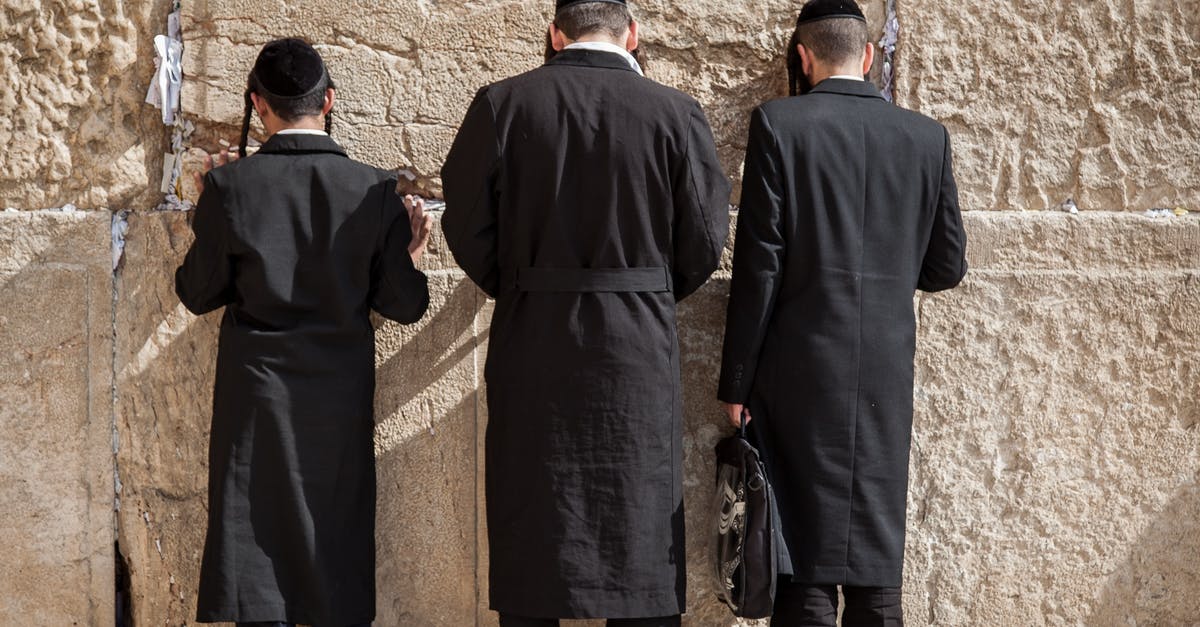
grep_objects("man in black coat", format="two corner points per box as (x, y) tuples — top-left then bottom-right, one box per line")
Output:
(441, 1), (730, 625)
(717, 1), (968, 625)
(176, 39), (431, 627)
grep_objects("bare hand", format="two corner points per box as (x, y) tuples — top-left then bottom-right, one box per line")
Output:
(403, 194), (433, 265)
(723, 402), (750, 429)
(193, 148), (240, 195)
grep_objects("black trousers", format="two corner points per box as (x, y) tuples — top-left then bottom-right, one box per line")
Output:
(771, 581), (903, 627)
(498, 614), (681, 627)
(236, 623), (370, 627)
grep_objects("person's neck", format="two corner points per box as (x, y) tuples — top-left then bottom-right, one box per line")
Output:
(264, 116), (325, 136)
(809, 64), (863, 85)
(566, 34), (629, 49)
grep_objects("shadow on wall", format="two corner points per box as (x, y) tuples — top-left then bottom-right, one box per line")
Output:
(1087, 474), (1200, 625)
(373, 273), (486, 626)
(114, 213), (221, 626)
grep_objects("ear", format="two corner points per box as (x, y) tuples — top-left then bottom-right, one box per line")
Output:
(549, 23), (568, 52)
(861, 42), (876, 76)
(250, 92), (269, 118)
(625, 20), (639, 52)
(322, 88), (336, 116)
(797, 43), (814, 78)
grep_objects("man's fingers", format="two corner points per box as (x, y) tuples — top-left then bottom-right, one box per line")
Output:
(403, 194), (416, 213)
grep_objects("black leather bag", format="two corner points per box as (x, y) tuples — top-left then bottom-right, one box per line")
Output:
(712, 410), (779, 619)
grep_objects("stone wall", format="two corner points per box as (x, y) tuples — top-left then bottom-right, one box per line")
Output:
(897, 0), (1200, 212)
(0, 212), (115, 624)
(0, 2), (168, 210)
(1, 0), (1199, 625)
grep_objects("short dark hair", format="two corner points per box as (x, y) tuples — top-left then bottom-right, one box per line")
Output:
(796, 17), (869, 66)
(554, 2), (633, 40)
(248, 71), (332, 122)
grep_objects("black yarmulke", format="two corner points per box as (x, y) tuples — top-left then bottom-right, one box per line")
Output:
(796, 0), (866, 24)
(251, 38), (328, 99)
(556, 0), (627, 11)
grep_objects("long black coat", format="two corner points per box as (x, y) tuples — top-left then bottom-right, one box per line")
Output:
(175, 133), (429, 625)
(718, 79), (967, 587)
(441, 49), (730, 619)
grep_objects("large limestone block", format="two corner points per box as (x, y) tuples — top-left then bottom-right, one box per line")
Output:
(114, 212), (220, 625)
(897, 0), (1200, 212)
(0, 211), (114, 624)
(374, 271), (485, 625)
(179, 0), (885, 200)
(903, 212), (1200, 623)
(0, 2), (169, 209)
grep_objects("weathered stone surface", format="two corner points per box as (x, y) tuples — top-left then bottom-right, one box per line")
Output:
(906, 268), (1200, 624)
(897, 0), (1200, 212)
(114, 211), (219, 626)
(0, 2), (169, 210)
(963, 211), (1200, 271)
(179, 0), (885, 202)
(0, 211), (114, 624)
(906, 212), (1200, 624)
(374, 271), (484, 626)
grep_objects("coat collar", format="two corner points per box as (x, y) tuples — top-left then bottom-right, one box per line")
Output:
(808, 77), (885, 100)
(546, 48), (641, 74)
(255, 132), (348, 156)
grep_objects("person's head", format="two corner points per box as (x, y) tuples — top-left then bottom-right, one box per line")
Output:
(786, 0), (874, 96)
(239, 38), (337, 157)
(548, 0), (639, 54)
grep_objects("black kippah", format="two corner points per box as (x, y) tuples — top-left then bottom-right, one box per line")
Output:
(251, 38), (329, 99)
(796, 0), (866, 24)
(556, 0), (627, 11)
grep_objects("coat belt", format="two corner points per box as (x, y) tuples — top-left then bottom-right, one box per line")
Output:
(515, 267), (673, 293)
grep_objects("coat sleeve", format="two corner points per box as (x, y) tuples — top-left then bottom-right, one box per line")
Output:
(917, 127), (968, 292)
(671, 102), (732, 302)
(717, 108), (787, 404)
(370, 179), (430, 324)
(441, 87), (502, 298)
(175, 173), (235, 315)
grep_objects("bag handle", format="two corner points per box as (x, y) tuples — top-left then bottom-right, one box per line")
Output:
(739, 407), (749, 439)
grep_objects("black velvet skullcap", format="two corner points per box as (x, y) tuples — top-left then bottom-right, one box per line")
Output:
(251, 38), (329, 99)
(556, 0), (627, 11)
(796, 0), (867, 24)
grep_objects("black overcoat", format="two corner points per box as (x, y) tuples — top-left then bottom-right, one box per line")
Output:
(718, 79), (967, 587)
(441, 49), (730, 619)
(175, 133), (429, 625)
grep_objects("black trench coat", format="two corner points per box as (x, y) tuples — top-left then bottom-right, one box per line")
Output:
(441, 49), (730, 619)
(718, 79), (967, 587)
(175, 133), (429, 625)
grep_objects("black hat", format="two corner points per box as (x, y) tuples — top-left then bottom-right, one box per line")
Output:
(238, 38), (334, 157)
(250, 38), (329, 99)
(796, 0), (866, 24)
(556, 0), (627, 11)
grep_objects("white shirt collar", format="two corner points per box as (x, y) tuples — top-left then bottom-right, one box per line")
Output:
(828, 74), (866, 82)
(564, 41), (644, 76)
(275, 128), (329, 136)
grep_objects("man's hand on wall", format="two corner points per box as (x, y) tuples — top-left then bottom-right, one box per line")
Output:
(193, 149), (240, 196)
(403, 194), (433, 265)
